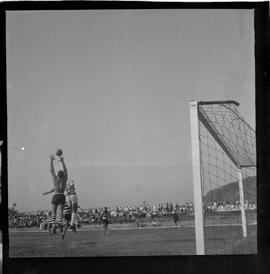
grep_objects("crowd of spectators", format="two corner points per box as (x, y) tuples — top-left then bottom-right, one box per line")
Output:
(76, 201), (195, 225)
(8, 207), (48, 229)
(8, 202), (194, 229)
(8, 200), (256, 229)
(204, 200), (257, 213)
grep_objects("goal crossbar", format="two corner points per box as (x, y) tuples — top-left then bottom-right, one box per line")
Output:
(198, 100), (240, 106)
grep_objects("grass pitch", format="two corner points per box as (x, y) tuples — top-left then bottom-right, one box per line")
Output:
(9, 224), (256, 257)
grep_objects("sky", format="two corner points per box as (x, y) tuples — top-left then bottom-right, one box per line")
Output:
(6, 9), (255, 211)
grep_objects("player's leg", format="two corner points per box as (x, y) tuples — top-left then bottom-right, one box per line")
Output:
(48, 217), (53, 235)
(49, 223), (52, 235)
(56, 203), (64, 233)
(70, 203), (78, 229)
(176, 215), (180, 228)
(103, 222), (108, 235)
(178, 214), (182, 227)
(61, 205), (72, 240)
(70, 195), (78, 230)
(51, 204), (57, 234)
(61, 220), (69, 240)
(57, 194), (66, 233)
(66, 196), (75, 231)
(106, 222), (110, 236)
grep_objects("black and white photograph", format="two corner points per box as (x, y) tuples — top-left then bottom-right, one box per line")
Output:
(5, 6), (260, 258)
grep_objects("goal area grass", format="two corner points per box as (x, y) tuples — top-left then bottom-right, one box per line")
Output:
(9, 224), (256, 257)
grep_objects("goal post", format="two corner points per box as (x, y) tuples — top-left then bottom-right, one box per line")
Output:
(189, 100), (256, 255)
(189, 100), (205, 255)
(238, 168), (247, 238)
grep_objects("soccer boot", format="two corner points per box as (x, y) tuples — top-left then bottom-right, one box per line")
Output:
(70, 224), (76, 232)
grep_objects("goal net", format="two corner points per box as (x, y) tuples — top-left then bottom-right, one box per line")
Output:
(189, 100), (256, 255)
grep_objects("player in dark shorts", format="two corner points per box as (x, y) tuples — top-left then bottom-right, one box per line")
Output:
(43, 154), (68, 235)
(101, 207), (110, 236)
(61, 202), (72, 240)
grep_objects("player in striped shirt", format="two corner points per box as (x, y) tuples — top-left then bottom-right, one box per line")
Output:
(65, 179), (78, 231)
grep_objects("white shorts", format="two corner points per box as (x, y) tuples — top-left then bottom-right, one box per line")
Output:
(66, 194), (78, 205)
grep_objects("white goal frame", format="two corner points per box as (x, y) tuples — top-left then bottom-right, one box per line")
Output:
(189, 100), (254, 255)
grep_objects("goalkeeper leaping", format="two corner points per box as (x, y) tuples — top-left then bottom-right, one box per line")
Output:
(43, 154), (68, 235)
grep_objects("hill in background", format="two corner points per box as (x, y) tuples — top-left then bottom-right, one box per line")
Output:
(204, 176), (256, 204)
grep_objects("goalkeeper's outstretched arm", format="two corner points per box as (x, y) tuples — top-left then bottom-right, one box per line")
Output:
(49, 154), (57, 180)
(43, 188), (54, 196)
(59, 156), (68, 179)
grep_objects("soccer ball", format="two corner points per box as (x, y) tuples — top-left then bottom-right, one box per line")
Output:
(56, 149), (63, 157)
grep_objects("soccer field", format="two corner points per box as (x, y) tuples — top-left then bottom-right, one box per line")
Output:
(9, 224), (257, 257)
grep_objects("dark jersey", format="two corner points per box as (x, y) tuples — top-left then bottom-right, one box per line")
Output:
(172, 212), (179, 222)
(101, 210), (110, 223)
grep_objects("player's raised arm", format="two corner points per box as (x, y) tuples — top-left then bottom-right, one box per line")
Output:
(59, 156), (68, 179)
(49, 154), (57, 180)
